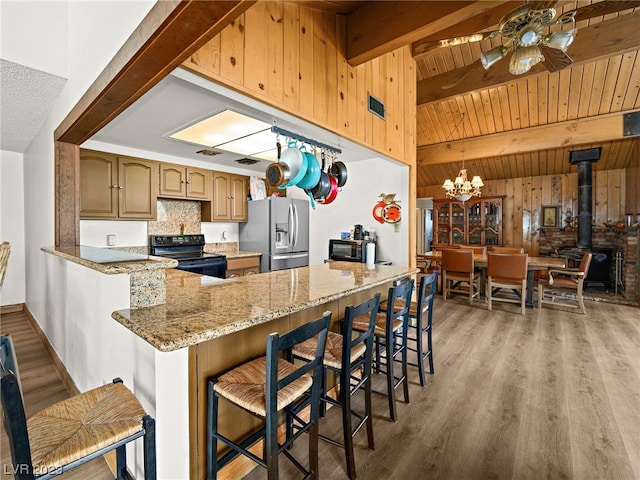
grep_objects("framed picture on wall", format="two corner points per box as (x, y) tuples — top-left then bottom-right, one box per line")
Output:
(542, 205), (560, 228)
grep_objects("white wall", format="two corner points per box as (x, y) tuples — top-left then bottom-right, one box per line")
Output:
(0, 150), (26, 305)
(289, 157), (409, 267)
(0, 1), (68, 78)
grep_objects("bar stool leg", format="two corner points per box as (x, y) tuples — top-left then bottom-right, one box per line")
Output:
(207, 381), (219, 480)
(340, 368), (357, 479)
(116, 444), (127, 480)
(427, 326), (434, 375)
(401, 332), (410, 403)
(143, 415), (157, 480)
(266, 407), (279, 480)
(416, 321), (427, 387)
(386, 333), (398, 422)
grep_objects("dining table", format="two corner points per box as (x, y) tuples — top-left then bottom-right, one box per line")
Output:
(419, 251), (566, 308)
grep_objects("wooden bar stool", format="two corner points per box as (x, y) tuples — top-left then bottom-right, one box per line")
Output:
(353, 279), (414, 422)
(379, 273), (438, 386)
(292, 294), (380, 479)
(0, 335), (156, 480)
(207, 314), (330, 480)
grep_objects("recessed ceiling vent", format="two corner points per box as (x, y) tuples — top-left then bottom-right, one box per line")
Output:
(235, 158), (260, 165)
(196, 149), (222, 156)
(368, 94), (385, 120)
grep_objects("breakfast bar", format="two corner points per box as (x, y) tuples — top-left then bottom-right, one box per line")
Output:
(112, 262), (415, 479)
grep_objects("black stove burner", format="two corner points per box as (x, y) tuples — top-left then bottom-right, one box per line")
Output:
(149, 234), (227, 279)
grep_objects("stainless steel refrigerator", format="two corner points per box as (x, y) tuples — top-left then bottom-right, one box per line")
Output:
(239, 197), (309, 272)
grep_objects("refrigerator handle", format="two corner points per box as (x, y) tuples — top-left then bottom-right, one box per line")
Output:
(293, 204), (299, 247)
(288, 204), (294, 247)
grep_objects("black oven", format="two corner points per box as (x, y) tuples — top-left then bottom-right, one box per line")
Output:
(150, 235), (227, 279)
(329, 239), (374, 263)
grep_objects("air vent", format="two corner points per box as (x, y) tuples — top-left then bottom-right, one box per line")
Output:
(196, 149), (221, 156)
(235, 158), (260, 165)
(368, 94), (385, 120)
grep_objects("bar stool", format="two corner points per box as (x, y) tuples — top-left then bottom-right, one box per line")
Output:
(380, 273), (437, 386)
(207, 314), (330, 480)
(0, 335), (157, 480)
(292, 294), (380, 479)
(353, 279), (414, 422)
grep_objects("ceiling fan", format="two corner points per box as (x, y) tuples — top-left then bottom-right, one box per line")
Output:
(420, 1), (640, 75)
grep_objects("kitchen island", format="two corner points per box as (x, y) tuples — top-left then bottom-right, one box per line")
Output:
(112, 262), (415, 479)
(41, 245), (414, 478)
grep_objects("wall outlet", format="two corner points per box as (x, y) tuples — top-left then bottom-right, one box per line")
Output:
(106, 234), (116, 246)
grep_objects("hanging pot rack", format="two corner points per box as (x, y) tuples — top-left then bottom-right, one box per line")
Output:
(271, 125), (342, 155)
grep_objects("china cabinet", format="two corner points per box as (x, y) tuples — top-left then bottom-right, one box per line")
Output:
(433, 197), (503, 246)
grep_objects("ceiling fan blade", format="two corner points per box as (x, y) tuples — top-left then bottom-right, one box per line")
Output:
(571, 0), (640, 22)
(540, 45), (573, 72)
(528, 1), (559, 11)
(414, 31), (497, 56)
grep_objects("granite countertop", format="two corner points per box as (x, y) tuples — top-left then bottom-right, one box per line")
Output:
(42, 245), (177, 274)
(112, 262), (416, 352)
(224, 251), (262, 259)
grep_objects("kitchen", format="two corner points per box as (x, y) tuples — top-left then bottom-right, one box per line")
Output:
(1, 1), (639, 480)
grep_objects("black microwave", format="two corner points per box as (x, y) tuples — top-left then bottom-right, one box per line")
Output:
(329, 239), (374, 263)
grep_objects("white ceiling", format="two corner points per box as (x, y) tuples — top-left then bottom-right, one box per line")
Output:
(89, 68), (381, 175)
(0, 59), (66, 153)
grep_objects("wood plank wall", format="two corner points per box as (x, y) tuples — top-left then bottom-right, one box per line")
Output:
(182, 1), (416, 166)
(418, 169), (627, 255)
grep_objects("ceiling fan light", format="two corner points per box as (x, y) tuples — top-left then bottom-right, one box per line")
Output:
(509, 45), (544, 75)
(517, 23), (543, 47)
(481, 45), (508, 70)
(544, 28), (577, 52)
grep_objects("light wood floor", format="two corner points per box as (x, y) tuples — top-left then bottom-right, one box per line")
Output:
(2, 298), (639, 480)
(1, 310), (113, 480)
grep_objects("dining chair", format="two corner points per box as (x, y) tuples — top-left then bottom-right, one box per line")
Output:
(0, 241), (10, 287)
(292, 295), (380, 479)
(207, 314), (330, 480)
(487, 246), (525, 254)
(442, 249), (479, 304)
(486, 253), (528, 315)
(1, 335), (157, 480)
(538, 252), (593, 314)
(460, 245), (487, 255)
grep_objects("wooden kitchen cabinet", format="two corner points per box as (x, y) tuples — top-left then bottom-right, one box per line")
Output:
(203, 172), (248, 222)
(433, 197), (503, 246)
(80, 149), (158, 220)
(226, 256), (260, 278)
(159, 163), (211, 200)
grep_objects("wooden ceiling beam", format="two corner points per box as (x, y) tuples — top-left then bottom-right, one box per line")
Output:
(417, 110), (640, 166)
(346, 1), (509, 66)
(417, 10), (640, 106)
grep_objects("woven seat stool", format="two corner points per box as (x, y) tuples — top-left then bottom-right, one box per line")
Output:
(352, 279), (414, 422)
(207, 314), (330, 480)
(293, 294), (380, 479)
(0, 335), (156, 480)
(379, 274), (437, 386)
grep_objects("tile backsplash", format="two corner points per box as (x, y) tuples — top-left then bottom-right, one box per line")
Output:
(148, 199), (201, 236)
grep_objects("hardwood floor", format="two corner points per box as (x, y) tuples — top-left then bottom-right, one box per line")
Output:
(0, 309), (113, 480)
(2, 298), (639, 479)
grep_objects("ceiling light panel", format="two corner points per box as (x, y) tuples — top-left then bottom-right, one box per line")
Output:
(169, 109), (271, 147)
(216, 129), (278, 156)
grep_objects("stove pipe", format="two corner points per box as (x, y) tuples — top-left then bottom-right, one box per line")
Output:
(569, 148), (601, 249)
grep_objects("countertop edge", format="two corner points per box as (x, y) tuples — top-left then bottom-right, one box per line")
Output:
(112, 268), (416, 352)
(224, 251), (262, 259)
(42, 246), (178, 274)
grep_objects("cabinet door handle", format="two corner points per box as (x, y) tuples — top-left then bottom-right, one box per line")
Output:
(111, 185), (118, 188)
(119, 185), (124, 189)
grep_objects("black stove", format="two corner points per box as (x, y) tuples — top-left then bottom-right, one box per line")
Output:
(150, 235), (227, 278)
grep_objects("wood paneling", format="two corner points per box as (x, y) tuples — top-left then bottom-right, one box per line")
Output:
(418, 168), (627, 249)
(182, 1), (417, 166)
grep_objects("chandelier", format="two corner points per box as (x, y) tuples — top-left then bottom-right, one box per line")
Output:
(442, 113), (483, 202)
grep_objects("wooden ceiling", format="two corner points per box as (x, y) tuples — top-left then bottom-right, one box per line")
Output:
(319, 0), (640, 188)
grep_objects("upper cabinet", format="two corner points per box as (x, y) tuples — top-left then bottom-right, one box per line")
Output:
(433, 197), (503, 246)
(80, 150), (158, 220)
(203, 172), (248, 222)
(159, 164), (211, 200)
